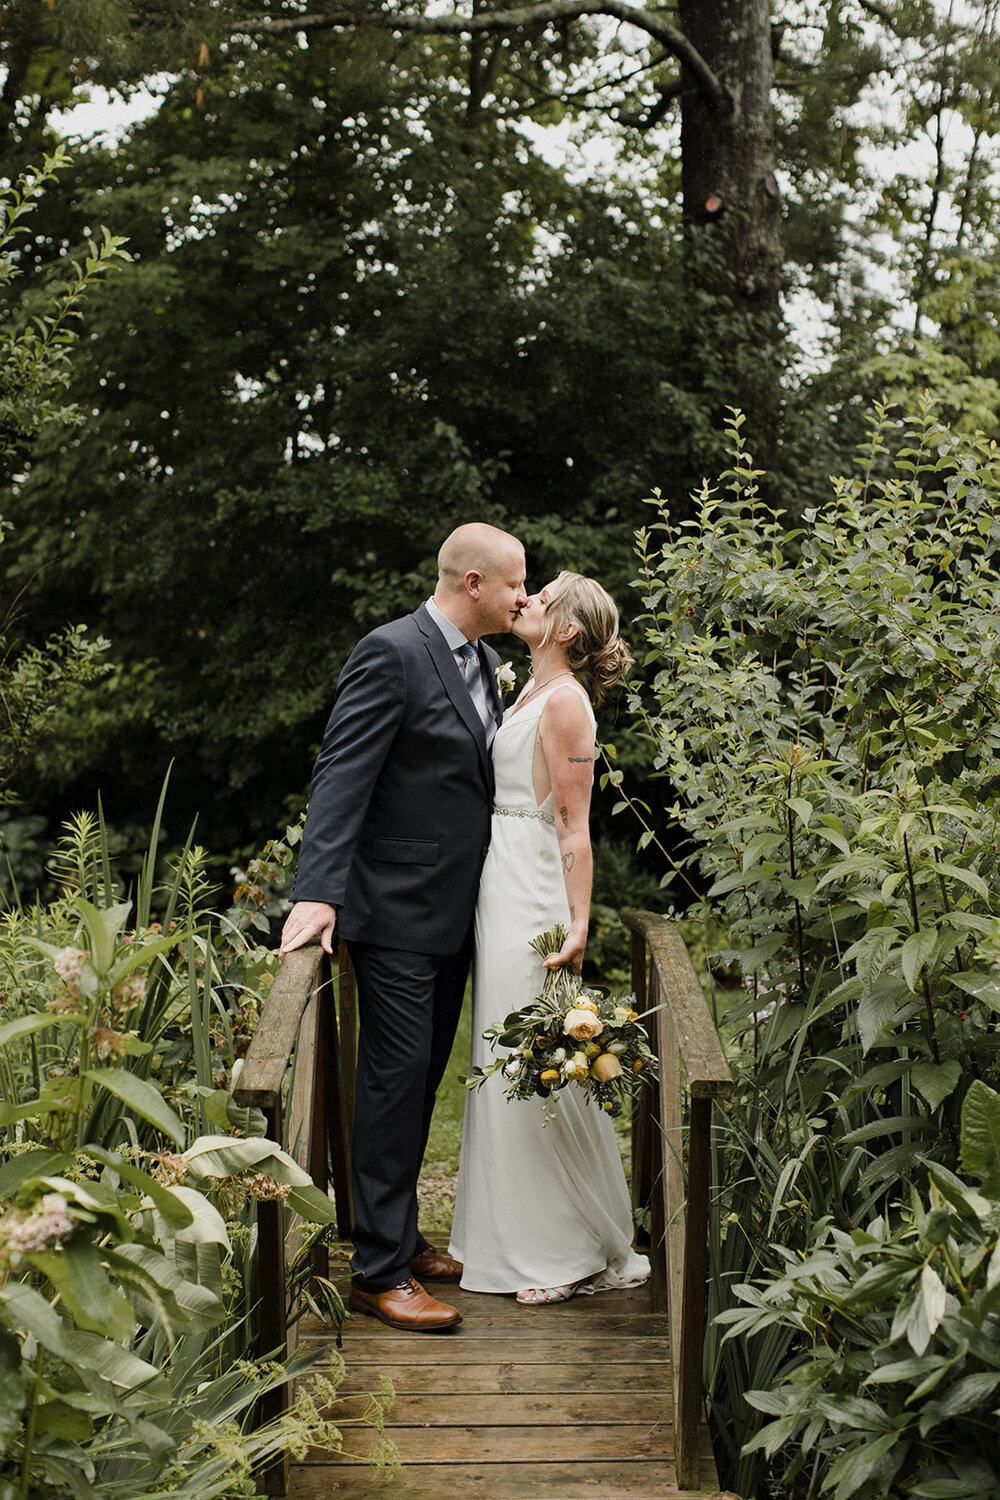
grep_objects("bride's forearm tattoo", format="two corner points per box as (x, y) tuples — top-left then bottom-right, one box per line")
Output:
(568, 755), (593, 762)
(562, 852), (575, 872)
(560, 804), (569, 827)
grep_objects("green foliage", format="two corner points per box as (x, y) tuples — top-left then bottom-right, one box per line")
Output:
(629, 400), (1000, 1493)
(0, 149), (125, 816)
(718, 1085), (1000, 1500)
(0, 802), (394, 1496)
(0, 146), (130, 473)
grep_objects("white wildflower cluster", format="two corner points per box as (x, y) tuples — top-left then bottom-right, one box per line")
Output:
(53, 947), (87, 993)
(1, 1193), (75, 1258)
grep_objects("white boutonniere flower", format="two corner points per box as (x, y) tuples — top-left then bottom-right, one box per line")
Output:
(496, 661), (517, 694)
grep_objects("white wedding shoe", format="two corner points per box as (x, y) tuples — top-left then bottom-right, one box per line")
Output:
(516, 1282), (579, 1305)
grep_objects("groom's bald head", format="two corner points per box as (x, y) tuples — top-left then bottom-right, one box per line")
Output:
(437, 523), (523, 591)
(434, 523), (527, 638)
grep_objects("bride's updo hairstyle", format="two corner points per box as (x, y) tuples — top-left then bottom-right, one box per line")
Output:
(540, 571), (633, 705)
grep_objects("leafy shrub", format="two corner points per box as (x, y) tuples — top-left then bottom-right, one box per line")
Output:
(719, 1081), (1000, 1500)
(628, 400), (1000, 1492)
(0, 809), (392, 1496)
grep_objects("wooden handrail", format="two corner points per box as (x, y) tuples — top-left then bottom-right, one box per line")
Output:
(622, 909), (733, 1491)
(234, 916), (731, 1495)
(233, 940), (356, 1496)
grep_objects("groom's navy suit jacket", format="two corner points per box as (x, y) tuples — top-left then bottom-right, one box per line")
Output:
(291, 603), (504, 956)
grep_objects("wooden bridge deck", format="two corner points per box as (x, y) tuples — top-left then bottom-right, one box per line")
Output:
(286, 1272), (732, 1500)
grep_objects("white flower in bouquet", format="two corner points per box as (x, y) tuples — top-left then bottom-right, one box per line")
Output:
(495, 661), (517, 694)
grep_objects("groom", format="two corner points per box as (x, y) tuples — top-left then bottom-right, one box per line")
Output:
(280, 522), (527, 1331)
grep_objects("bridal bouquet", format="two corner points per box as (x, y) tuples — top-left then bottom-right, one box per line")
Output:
(465, 925), (658, 1117)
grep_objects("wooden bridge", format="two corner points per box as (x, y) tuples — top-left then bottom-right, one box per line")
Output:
(235, 912), (736, 1500)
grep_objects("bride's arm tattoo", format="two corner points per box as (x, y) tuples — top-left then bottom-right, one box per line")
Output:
(568, 755), (593, 762)
(562, 852), (575, 872)
(560, 804), (569, 827)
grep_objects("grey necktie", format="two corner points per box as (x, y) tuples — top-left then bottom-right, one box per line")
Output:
(459, 642), (496, 746)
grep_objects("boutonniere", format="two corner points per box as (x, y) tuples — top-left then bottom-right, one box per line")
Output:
(495, 661), (517, 694)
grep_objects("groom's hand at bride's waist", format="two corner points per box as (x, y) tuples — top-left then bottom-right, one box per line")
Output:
(279, 901), (338, 958)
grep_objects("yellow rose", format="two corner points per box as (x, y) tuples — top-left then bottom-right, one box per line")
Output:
(585, 1042), (602, 1059)
(591, 1052), (624, 1082)
(563, 1007), (603, 1042)
(540, 1068), (560, 1085)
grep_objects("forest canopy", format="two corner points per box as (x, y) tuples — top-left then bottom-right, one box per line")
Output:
(1, 0), (998, 865)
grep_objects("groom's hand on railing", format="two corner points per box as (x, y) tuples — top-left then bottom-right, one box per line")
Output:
(279, 900), (338, 957)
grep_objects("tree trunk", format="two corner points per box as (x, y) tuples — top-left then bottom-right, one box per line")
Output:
(678, 0), (782, 468)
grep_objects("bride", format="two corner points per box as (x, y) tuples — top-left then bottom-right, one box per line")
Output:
(449, 571), (650, 1304)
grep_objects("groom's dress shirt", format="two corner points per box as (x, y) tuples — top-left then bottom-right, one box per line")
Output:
(425, 595), (498, 746)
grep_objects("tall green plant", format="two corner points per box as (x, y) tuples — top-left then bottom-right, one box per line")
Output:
(628, 400), (1000, 1491)
(718, 1081), (1000, 1500)
(0, 807), (392, 1496)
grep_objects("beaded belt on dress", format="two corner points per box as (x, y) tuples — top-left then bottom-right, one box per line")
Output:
(493, 804), (555, 826)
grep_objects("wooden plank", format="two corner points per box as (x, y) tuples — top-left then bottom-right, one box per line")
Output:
(329, 1361), (672, 1394)
(621, 910), (733, 1097)
(300, 1334), (669, 1364)
(286, 1458), (730, 1500)
(311, 1421), (677, 1462)
(333, 1391), (669, 1425)
(235, 944), (322, 1106)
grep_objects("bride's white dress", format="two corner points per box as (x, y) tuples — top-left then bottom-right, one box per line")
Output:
(449, 678), (650, 1295)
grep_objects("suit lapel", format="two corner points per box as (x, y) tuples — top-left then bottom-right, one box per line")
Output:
(414, 605), (491, 780)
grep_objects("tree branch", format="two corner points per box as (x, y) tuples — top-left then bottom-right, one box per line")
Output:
(236, 2), (728, 107)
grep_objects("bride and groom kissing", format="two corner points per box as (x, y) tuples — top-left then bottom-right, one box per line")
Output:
(279, 522), (648, 1332)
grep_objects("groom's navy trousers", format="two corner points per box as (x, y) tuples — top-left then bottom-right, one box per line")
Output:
(290, 604), (502, 1291)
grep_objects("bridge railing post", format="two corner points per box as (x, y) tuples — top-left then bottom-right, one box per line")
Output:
(623, 910), (733, 1491)
(233, 940), (356, 1496)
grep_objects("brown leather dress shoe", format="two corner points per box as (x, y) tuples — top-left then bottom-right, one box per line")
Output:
(409, 1244), (463, 1281)
(349, 1277), (462, 1331)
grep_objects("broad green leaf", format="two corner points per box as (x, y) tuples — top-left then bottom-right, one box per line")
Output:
(83, 1068), (185, 1146)
(787, 796), (813, 826)
(920, 1263), (947, 1342)
(911, 1060), (962, 1111)
(79, 1145), (193, 1230)
(0, 1283), (81, 1362)
(30, 1238), (115, 1332)
(61, 1329), (169, 1401)
(287, 1183), (338, 1224)
(71, 897), (132, 975)
(0, 1149), (73, 1199)
(901, 929), (936, 992)
(960, 1079), (1000, 1195)
(950, 971), (1000, 1013)
(934, 861), (991, 901)
(112, 1242), (223, 1330)
(0, 1013), (84, 1048)
(182, 1135), (312, 1185)
(151, 1185), (230, 1249)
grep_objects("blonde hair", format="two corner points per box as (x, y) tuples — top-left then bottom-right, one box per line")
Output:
(540, 572), (633, 705)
